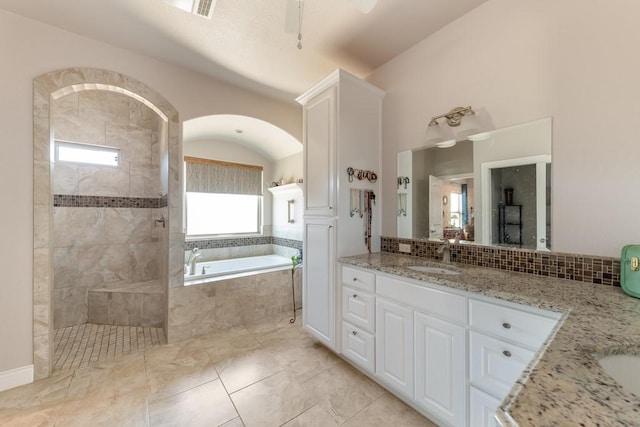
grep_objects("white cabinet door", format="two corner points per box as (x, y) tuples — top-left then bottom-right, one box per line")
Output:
(303, 218), (335, 348)
(469, 386), (502, 427)
(303, 86), (336, 216)
(414, 312), (466, 427)
(375, 298), (413, 397)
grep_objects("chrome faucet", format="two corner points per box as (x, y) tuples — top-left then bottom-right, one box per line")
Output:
(437, 239), (452, 264)
(185, 248), (201, 276)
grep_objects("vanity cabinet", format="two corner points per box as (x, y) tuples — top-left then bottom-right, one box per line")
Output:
(467, 298), (558, 424)
(337, 263), (561, 427)
(375, 297), (414, 397)
(297, 70), (384, 349)
(415, 312), (466, 427)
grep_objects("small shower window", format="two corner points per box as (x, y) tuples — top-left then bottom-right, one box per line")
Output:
(55, 140), (120, 167)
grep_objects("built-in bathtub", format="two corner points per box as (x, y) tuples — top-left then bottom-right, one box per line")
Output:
(184, 254), (294, 286)
(172, 253), (302, 341)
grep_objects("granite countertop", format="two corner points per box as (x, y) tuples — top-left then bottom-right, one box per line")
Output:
(339, 252), (640, 426)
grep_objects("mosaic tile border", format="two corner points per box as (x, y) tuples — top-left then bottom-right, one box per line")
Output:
(185, 236), (302, 251)
(54, 194), (168, 208)
(272, 237), (303, 251)
(381, 236), (621, 287)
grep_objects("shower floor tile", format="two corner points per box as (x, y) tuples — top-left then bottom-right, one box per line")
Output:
(52, 323), (165, 374)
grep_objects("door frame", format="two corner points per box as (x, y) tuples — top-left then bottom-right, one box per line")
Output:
(479, 155), (551, 249)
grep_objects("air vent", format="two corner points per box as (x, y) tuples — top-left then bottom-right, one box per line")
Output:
(164, 0), (217, 19)
(195, 0), (215, 18)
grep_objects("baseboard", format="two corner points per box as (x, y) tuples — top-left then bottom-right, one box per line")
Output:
(0, 365), (34, 392)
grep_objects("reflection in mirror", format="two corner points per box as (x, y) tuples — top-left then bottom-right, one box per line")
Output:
(397, 118), (552, 251)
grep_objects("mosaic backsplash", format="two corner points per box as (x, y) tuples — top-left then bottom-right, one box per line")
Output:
(185, 236), (302, 251)
(381, 236), (621, 287)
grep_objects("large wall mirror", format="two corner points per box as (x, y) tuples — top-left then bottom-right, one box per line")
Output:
(397, 118), (552, 251)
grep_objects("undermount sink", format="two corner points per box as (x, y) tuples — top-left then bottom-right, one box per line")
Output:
(599, 354), (640, 396)
(406, 265), (461, 275)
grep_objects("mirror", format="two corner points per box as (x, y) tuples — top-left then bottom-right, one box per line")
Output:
(397, 118), (552, 251)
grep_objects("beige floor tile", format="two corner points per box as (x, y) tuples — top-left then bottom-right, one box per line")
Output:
(282, 404), (340, 427)
(65, 352), (148, 400)
(0, 370), (73, 419)
(274, 341), (341, 383)
(149, 379), (237, 427)
(244, 311), (299, 335)
(231, 370), (316, 427)
(53, 388), (149, 427)
(145, 340), (219, 402)
(216, 348), (283, 393)
(195, 327), (263, 364)
(302, 360), (385, 424)
(343, 392), (438, 427)
(220, 417), (245, 427)
(0, 406), (59, 427)
(255, 323), (317, 357)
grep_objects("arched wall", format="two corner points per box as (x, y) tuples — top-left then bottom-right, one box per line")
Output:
(33, 67), (181, 380)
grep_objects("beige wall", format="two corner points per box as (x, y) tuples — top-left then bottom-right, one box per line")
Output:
(0, 9), (300, 373)
(369, 0), (640, 258)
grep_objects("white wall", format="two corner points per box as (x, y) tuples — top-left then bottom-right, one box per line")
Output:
(369, 0), (640, 258)
(184, 140), (274, 229)
(0, 9), (300, 373)
(270, 152), (303, 186)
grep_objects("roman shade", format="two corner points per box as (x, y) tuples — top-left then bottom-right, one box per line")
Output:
(184, 156), (263, 196)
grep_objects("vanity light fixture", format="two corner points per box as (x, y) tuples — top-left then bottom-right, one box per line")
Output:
(425, 106), (490, 148)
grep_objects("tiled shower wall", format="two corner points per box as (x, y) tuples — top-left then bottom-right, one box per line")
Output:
(52, 91), (165, 329)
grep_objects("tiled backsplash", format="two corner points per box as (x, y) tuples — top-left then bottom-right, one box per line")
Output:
(185, 236), (302, 251)
(381, 236), (621, 287)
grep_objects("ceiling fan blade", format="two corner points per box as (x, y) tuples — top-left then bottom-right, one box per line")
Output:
(285, 0), (304, 34)
(347, 0), (378, 14)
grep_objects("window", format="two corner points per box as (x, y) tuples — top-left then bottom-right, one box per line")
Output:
(186, 192), (261, 236)
(184, 157), (264, 237)
(450, 192), (462, 227)
(55, 140), (120, 167)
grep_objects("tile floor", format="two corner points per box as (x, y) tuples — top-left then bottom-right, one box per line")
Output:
(53, 323), (166, 374)
(0, 312), (436, 426)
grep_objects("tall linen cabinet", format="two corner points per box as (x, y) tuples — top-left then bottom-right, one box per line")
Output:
(296, 69), (384, 350)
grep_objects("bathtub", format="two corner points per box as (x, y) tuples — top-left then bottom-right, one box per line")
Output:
(184, 254), (294, 285)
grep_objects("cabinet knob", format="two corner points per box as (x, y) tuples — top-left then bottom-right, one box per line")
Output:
(503, 350), (512, 358)
(502, 322), (512, 329)
(352, 330), (358, 336)
(353, 277), (359, 282)
(353, 294), (358, 298)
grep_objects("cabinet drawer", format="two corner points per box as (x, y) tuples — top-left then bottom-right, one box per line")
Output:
(469, 299), (557, 349)
(377, 275), (466, 324)
(342, 321), (375, 373)
(469, 331), (535, 399)
(469, 386), (502, 427)
(342, 266), (375, 292)
(342, 287), (375, 333)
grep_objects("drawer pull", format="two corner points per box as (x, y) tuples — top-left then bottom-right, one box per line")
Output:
(352, 294), (358, 298)
(353, 277), (359, 282)
(352, 330), (358, 336)
(503, 350), (512, 358)
(502, 322), (512, 329)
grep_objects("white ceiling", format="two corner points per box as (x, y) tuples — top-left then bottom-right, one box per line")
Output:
(1, 0), (487, 160)
(0, 0), (487, 101)
(184, 115), (302, 161)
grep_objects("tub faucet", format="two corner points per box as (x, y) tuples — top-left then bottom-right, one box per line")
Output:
(185, 248), (201, 276)
(438, 239), (452, 264)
